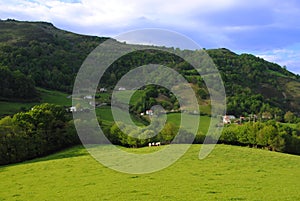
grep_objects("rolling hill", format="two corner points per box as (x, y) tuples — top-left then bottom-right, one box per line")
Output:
(0, 19), (299, 117)
(1, 144), (300, 200)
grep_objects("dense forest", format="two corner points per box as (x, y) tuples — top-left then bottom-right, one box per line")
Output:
(0, 19), (107, 93)
(0, 65), (38, 101)
(0, 19), (299, 117)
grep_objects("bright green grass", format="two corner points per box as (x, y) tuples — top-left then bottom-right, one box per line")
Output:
(95, 92), (110, 103)
(1, 145), (300, 201)
(96, 106), (215, 134)
(199, 104), (211, 115)
(0, 88), (71, 117)
(167, 113), (215, 134)
(37, 88), (71, 106)
(96, 106), (145, 126)
(113, 90), (145, 105)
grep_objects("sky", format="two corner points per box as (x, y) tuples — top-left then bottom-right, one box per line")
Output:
(0, 0), (300, 74)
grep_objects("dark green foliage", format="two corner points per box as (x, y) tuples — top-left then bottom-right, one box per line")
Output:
(0, 66), (38, 101)
(284, 111), (297, 123)
(206, 49), (300, 116)
(0, 20), (300, 116)
(198, 88), (208, 99)
(109, 122), (153, 148)
(0, 20), (107, 92)
(219, 121), (300, 154)
(107, 121), (180, 147)
(0, 103), (79, 165)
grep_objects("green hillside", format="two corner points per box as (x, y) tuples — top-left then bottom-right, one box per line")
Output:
(1, 144), (300, 200)
(0, 19), (299, 118)
(206, 48), (300, 116)
(0, 19), (107, 92)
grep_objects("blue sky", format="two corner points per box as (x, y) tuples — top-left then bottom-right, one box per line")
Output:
(0, 0), (300, 74)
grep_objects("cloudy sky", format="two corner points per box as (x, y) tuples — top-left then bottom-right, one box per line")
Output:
(0, 0), (300, 74)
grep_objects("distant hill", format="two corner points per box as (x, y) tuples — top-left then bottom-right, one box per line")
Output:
(0, 19), (299, 116)
(206, 48), (300, 116)
(0, 19), (107, 93)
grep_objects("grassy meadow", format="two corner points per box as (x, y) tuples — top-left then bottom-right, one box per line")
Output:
(1, 144), (300, 201)
(96, 106), (146, 127)
(1, 88), (300, 201)
(167, 113), (214, 134)
(0, 88), (71, 117)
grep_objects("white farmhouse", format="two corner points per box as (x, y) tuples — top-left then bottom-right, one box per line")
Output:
(222, 115), (236, 124)
(70, 106), (77, 112)
(83, 95), (93, 100)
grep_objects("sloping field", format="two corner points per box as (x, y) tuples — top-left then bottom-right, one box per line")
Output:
(1, 144), (300, 201)
(0, 88), (71, 117)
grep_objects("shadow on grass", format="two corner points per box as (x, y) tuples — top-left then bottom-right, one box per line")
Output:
(31, 145), (89, 162)
(0, 145), (89, 169)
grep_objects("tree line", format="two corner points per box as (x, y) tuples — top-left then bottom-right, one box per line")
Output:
(101, 120), (194, 148)
(0, 103), (79, 165)
(217, 121), (300, 155)
(1, 103), (300, 165)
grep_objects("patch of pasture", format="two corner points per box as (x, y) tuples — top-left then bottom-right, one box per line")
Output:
(1, 144), (299, 200)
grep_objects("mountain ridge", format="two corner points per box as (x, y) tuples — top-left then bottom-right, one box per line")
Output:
(0, 19), (299, 117)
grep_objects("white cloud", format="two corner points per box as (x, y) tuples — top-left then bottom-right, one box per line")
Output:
(0, 0), (244, 29)
(254, 45), (300, 74)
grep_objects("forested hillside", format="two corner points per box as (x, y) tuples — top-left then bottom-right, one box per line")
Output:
(0, 66), (38, 101)
(207, 48), (300, 117)
(0, 19), (299, 117)
(0, 19), (107, 93)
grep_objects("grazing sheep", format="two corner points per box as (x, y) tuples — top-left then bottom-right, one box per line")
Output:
(149, 142), (161, 147)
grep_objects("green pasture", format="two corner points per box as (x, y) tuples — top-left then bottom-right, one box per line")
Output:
(113, 90), (145, 105)
(167, 113), (216, 134)
(1, 144), (299, 200)
(96, 106), (145, 127)
(0, 88), (70, 117)
(96, 106), (216, 135)
(37, 88), (71, 106)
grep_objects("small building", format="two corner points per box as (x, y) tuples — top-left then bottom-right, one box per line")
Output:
(99, 88), (107, 92)
(83, 95), (93, 100)
(70, 106), (77, 112)
(146, 110), (153, 116)
(118, 87), (126, 91)
(222, 115), (236, 124)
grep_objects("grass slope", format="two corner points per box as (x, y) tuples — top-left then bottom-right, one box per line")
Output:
(96, 106), (215, 134)
(96, 106), (145, 127)
(0, 88), (70, 117)
(1, 145), (299, 201)
(167, 113), (218, 134)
